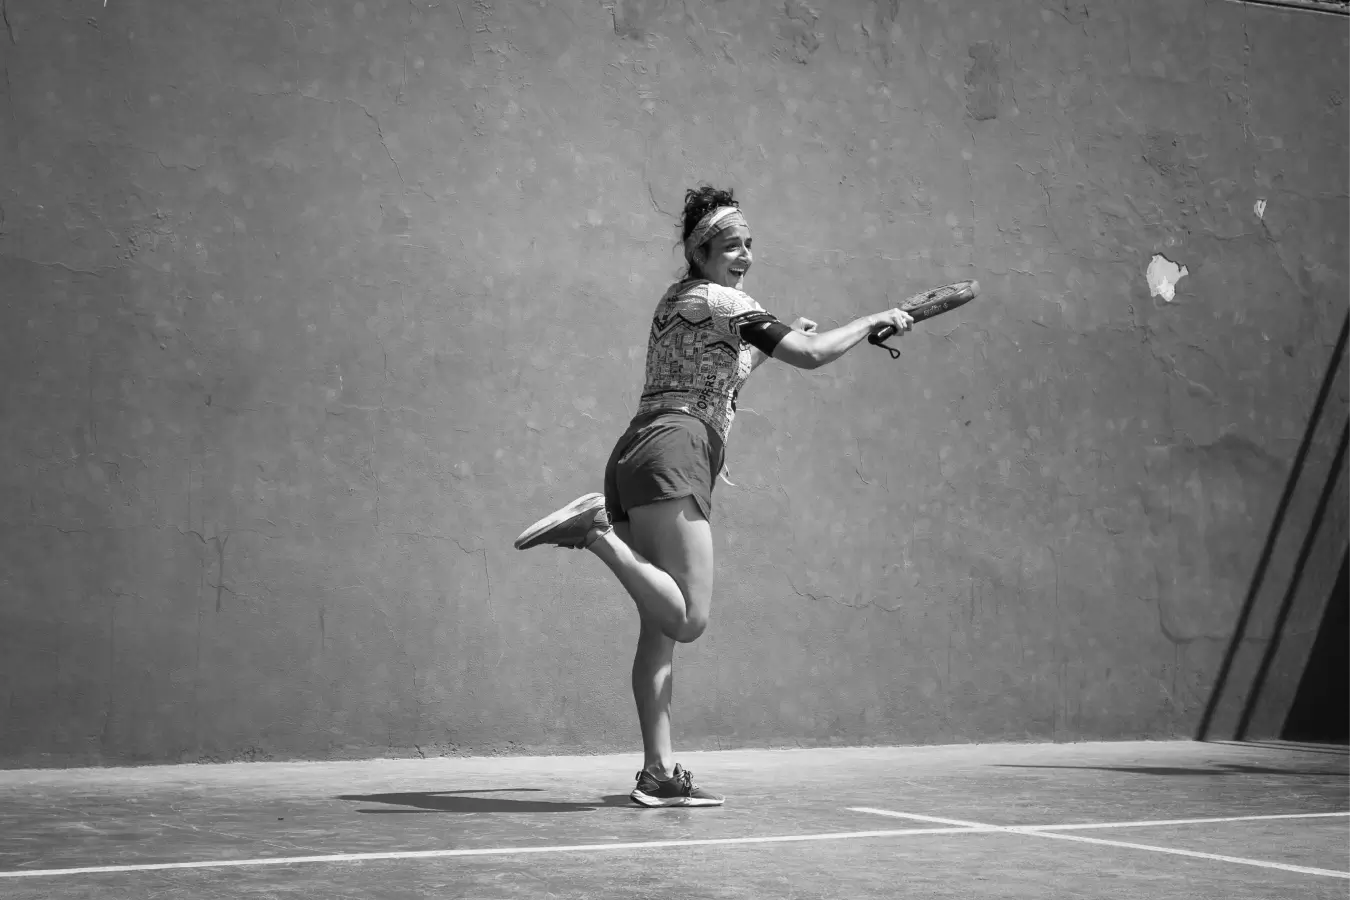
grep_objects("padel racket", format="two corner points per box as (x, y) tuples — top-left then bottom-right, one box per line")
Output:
(868, 279), (980, 359)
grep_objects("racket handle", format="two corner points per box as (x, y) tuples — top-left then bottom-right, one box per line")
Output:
(868, 324), (897, 345)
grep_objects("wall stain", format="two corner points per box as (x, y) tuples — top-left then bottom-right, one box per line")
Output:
(965, 41), (1002, 121)
(611, 0), (658, 41)
(775, 0), (820, 64)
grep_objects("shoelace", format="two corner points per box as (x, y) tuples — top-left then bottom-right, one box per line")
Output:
(638, 768), (694, 794)
(572, 522), (612, 551)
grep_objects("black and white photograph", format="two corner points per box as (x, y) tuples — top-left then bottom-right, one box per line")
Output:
(1, 0), (1347, 896)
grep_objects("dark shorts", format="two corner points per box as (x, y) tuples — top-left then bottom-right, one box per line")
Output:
(603, 409), (726, 523)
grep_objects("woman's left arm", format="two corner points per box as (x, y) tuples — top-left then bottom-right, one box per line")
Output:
(748, 317), (815, 372)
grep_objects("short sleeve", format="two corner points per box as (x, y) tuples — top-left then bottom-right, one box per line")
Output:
(703, 284), (791, 355)
(706, 285), (772, 333)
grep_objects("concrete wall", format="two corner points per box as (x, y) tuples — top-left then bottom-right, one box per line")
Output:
(1199, 318), (1348, 742)
(0, 0), (1345, 767)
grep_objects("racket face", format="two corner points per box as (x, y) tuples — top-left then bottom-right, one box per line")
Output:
(868, 279), (981, 351)
(900, 280), (979, 323)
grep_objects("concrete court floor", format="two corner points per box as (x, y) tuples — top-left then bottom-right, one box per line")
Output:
(0, 740), (1346, 899)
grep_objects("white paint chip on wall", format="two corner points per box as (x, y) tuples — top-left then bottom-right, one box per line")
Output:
(1146, 254), (1188, 302)
(1254, 199), (1267, 218)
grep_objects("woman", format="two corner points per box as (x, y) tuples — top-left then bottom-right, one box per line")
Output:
(514, 186), (914, 807)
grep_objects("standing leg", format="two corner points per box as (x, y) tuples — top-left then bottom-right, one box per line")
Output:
(605, 505), (709, 774)
(632, 613), (678, 777)
(606, 499), (723, 806)
(610, 519), (680, 776)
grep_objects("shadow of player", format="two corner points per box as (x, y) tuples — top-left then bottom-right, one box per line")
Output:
(337, 788), (635, 813)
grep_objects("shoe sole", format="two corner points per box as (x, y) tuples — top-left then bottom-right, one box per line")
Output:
(514, 493), (606, 550)
(629, 789), (725, 808)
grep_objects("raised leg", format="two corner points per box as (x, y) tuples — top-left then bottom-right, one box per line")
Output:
(587, 496), (714, 643)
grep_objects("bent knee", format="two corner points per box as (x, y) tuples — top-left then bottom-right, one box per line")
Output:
(674, 614), (709, 643)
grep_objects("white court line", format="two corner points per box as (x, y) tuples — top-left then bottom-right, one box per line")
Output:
(1024, 811), (1350, 832)
(1004, 829), (1350, 880)
(6, 810), (1346, 881)
(848, 808), (990, 828)
(849, 808), (1350, 880)
(848, 808), (1350, 832)
(0, 826), (977, 880)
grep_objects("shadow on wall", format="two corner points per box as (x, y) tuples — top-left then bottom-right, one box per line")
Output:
(1282, 550), (1349, 743)
(336, 788), (633, 813)
(1197, 314), (1350, 744)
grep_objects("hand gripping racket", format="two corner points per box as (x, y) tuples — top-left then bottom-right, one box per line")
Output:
(868, 280), (980, 359)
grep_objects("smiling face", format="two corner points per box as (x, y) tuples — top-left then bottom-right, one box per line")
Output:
(695, 224), (753, 290)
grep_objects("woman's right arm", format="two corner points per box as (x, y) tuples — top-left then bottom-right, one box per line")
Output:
(771, 308), (913, 370)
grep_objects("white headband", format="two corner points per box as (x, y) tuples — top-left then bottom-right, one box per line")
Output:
(684, 206), (748, 264)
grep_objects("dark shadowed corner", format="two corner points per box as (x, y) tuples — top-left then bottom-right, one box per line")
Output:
(1197, 314), (1349, 744)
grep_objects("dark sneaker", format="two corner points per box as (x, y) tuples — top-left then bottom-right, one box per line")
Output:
(630, 764), (724, 808)
(514, 493), (611, 550)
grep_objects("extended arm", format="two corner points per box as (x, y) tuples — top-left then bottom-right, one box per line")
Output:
(771, 308), (911, 370)
(745, 317), (811, 373)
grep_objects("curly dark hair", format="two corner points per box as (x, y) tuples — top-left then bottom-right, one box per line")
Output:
(680, 184), (739, 245)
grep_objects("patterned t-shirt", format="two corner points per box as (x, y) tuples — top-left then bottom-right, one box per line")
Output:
(634, 279), (788, 446)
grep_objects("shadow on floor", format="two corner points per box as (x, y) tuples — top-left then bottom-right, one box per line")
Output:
(993, 762), (1347, 778)
(1210, 739), (1350, 756)
(336, 789), (635, 813)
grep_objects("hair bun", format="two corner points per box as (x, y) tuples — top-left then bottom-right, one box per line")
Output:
(680, 184), (738, 243)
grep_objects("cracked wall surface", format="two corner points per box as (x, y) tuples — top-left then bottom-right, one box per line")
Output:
(0, 0), (1346, 766)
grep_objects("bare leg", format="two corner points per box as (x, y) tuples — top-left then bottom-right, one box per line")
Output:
(587, 496), (714, 643)
(590, 497), (715, 775)
(632, 615), (677, 776)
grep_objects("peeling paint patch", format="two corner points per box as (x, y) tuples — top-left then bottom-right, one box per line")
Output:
(1254, 199), (1267, 219)
(965, 42), (1003, 121)
(611, 0), (654, 41)
(1147, 254), (1189, 302)
(775, 0), (821, 64)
